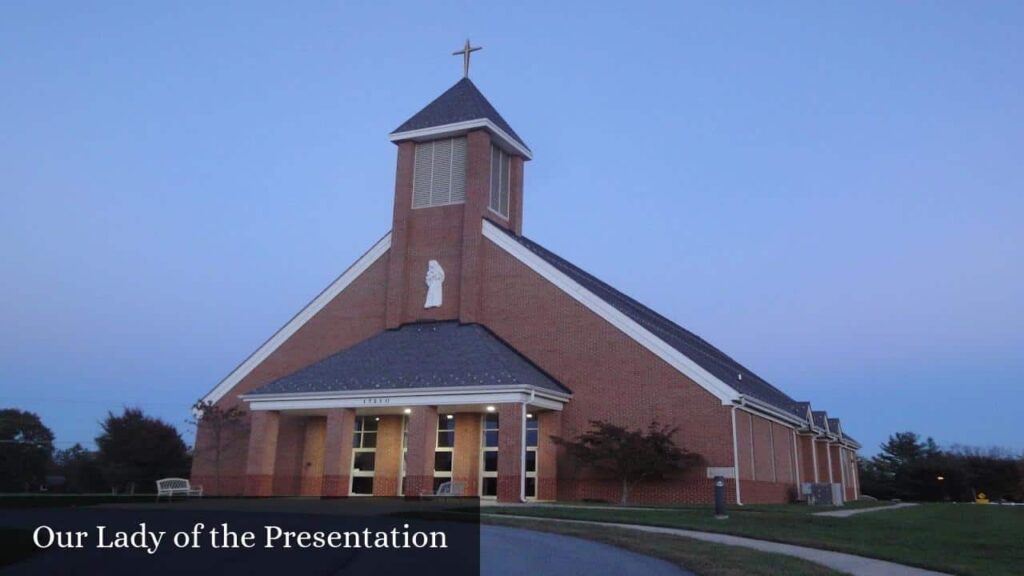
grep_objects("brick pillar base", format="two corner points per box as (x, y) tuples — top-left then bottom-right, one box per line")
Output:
(321, 408), (356, 497)
(244, 474), (274, 497)
(497, 403), (525, 503)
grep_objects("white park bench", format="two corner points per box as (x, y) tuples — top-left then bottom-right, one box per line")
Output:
(156, 478), (203, 501)
(419, 480), (466, 500)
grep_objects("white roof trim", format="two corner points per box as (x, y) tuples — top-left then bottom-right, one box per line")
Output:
(736, 395), (807, 428)
(482, 220), (738, 405)
(243, 385), (568, 412)
(390, 118), (533, 160)
(200, 232), (392, 406)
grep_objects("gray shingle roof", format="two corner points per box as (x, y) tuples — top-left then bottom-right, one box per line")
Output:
(812, 411), (828, 430)
(498, 226), (812, 421)
(391, 78), (528, 151)
(247, 321), (568, 396)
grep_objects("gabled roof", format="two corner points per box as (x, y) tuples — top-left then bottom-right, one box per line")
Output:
(828, 418), (841, 432)
(247, 321), (568, 396)
(498, 225), (811, 420)
(812, 411), (829, 431)
(390, 78), (530, 154)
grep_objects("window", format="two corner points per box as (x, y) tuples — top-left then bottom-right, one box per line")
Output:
(434, 414), (455, 491)
(413, 137), (467, 208)
(489, 145), (511, 218)
(525, 413), (538, 499)
(480, 413), (499, 497)
(351, 416), (378, 495)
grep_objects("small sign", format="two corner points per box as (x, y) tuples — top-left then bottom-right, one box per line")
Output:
(706, 467), (736, 479)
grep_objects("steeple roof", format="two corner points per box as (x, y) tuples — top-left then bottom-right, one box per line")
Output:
(390, 78), (530, 157)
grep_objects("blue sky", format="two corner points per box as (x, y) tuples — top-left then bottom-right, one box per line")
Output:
(1, 2), (1021, 456)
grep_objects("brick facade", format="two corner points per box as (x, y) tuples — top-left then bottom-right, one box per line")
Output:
(192, 87), (859, 505)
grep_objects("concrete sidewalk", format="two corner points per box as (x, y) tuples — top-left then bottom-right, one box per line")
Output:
(486, 514), (950, 576)
(813, 502), (918, 518)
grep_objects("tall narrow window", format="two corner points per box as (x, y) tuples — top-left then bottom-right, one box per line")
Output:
(434, 414), (455, 491)
(489, 145), (511, 218)
(412, 137), (466, 208)
(525, 413), (538, 499)
(480, 413), (499, 497)
(351, 416), (378, 495)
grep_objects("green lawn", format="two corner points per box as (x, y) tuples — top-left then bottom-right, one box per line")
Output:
(487, 503), (1024, 576)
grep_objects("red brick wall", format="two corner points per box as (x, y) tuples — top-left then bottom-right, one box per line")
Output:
(772, 422), (795, 485)
(798, 434), (817, 484)
(750, 414), (775, 481)
(192, 252), (390, 495)
(479, 239), (772, 504)
(735, 410), (753, 481)
(815, 440), (832, 483)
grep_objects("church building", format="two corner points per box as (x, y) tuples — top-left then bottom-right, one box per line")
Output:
(192, 52), (861, 504)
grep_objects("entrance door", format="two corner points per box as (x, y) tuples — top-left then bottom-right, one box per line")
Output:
(350, 415), (377, 495)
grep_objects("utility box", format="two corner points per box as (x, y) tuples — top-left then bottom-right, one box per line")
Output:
(803, 483), (844, 506)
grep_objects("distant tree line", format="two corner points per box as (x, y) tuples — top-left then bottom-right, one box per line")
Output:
(859, 431), (1024, 502)
(0, 407), (190, 494)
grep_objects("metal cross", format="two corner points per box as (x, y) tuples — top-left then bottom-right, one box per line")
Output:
(452, 39), (482, 78)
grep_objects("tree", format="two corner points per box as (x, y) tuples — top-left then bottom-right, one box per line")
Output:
(52, 443), (108, 493)
(188, 399), (245, 495)
(553, 420), (702, 504)
(0, 409), (55, 492)
(96, 408), (190, 494)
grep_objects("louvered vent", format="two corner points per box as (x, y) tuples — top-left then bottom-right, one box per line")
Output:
(489, 144), (511, 218)
(412, 137), (467, 209)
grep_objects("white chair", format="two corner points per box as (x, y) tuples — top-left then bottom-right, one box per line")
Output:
(156, 478), (203, 501)
(419, 480), (466, 500)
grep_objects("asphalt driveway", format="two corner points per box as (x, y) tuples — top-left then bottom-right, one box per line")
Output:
(481, 525), (691, 576)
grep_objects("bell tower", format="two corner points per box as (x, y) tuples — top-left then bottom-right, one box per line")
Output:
(383, 52), (530, 330)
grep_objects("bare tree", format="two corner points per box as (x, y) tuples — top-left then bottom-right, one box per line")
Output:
(188, 400), (244, 495)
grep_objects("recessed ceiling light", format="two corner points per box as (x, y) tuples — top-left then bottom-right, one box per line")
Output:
(446, 414), (454, 420)
(403, 408), (412, 414)
(485, 406), (496, 412)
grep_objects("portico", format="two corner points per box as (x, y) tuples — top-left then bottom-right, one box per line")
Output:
(241, 404), (563, 502)
(238, 321), (570, 502)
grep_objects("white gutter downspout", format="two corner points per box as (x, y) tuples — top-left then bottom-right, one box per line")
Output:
(792, 429), (801, 490)
(826, 440), (834, 484)
(811, 436), (819, 483)
(521, 391), (533, 503)
(730, 405), (743, 506)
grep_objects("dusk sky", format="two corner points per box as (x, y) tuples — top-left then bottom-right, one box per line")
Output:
(1, 2), (1021, 456)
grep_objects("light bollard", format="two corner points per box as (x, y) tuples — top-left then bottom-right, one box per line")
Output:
(714, 475), (728, 519)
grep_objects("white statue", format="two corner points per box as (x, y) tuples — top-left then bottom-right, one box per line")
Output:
(424, 259), (445, 308)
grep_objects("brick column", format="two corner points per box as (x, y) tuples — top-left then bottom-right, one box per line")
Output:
(385, 141), (416, 329)
(537, 411), (560, 501)
(453, 412), (481, 496)
(374, 415), (405, 496)
(403, 406), (438, 497)
(299, 417), (326, 496)
(244, 410), (280, 496)
(458, 129), (492, 324)
(321, 408), (356, 497)
(497, 403), (525, 503)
